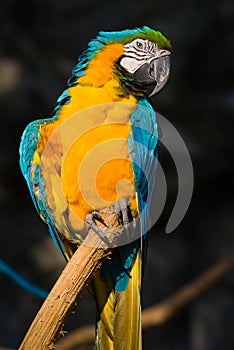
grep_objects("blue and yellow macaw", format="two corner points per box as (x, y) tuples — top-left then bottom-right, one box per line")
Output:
(19, 26), (171, 349)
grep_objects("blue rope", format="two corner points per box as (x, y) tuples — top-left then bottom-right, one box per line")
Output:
(0, 258), (48, 299)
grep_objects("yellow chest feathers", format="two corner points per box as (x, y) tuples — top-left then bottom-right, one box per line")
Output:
(36, 99), (138, 231)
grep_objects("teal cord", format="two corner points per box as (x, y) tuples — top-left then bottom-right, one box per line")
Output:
(0, 258), (48, 299)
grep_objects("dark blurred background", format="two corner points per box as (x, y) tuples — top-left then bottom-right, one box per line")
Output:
(0, 0), (234, 349)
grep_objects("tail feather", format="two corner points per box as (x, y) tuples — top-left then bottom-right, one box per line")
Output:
(92, 249), (142, 350)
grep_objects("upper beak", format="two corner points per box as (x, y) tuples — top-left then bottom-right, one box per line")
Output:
(149, 52), (171, 97)
(131, 50), (171, 97)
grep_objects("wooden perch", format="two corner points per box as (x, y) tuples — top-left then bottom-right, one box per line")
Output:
(19, 208), (123, 350)
(56, 256), (234, 350)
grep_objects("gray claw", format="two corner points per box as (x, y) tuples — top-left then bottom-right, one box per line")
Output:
(85, 212), (111, 247)
(115, 199), (129, 229)
(114, 199), (137, 241)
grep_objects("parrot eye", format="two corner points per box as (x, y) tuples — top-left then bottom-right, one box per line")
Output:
(136, 41), (143, 49)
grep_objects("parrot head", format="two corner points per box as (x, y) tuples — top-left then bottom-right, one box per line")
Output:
(115, 27), (172, 96)
(74, 26), (172, 97)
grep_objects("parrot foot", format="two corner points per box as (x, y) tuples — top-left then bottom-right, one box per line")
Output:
(114, 199), (137, 241)
(85, 212), (111, 247)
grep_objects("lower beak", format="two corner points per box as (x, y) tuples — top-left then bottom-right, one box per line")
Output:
(132, 55), (171, 96)
(149, 55), (171, 96)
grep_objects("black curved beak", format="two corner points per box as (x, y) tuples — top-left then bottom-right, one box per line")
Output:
(148, 56), (171, 96)
(133, 55), (171, 97)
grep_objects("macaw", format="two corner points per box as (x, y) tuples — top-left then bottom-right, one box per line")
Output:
(19, 26), (171, 349)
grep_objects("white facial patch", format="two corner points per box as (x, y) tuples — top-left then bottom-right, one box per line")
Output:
(119, 39), (170, 74)
(120, 56), (143, 74)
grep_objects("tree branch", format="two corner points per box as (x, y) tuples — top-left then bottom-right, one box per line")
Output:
(19, 209), (122, 350)
(142, 256), (234, 327)
(56, 256), (234, 350)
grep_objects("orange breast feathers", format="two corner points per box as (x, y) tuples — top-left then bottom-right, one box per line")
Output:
(36, 101), (138, 232)
(61, 120), (138, 225)
(32, 44), (139, 232)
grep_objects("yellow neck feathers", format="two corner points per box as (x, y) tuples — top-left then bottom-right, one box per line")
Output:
(78, 43), (124, 87)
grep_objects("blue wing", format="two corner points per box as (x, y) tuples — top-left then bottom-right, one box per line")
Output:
(129, 97), (158, 271)
(19, 120), (68, 259)
(101, 98), (158, 292)
(129, 97), (158, 237)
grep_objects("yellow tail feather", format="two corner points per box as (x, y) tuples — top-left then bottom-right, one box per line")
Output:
(92, 250), (142, 350)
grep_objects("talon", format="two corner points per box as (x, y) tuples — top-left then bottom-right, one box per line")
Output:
(119, 199), (130, 229)
(132, 211), (137, 228)
(115, 199), (128, 227)
(114, 199), (136, 228)
(91, 211), (107, 227)
(85, 212), (110, 247)
(114, 199), (137, 243)
(114, 202), (122, 225)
